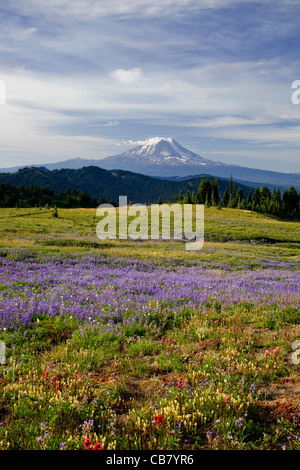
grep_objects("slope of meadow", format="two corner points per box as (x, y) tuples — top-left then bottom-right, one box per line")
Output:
(0, 207), (299, 450)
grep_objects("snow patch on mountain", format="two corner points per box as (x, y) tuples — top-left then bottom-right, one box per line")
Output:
(126, 137), (209, 165)
(135, 137), (173, 155)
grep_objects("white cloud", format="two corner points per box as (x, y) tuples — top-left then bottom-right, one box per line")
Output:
(187, 116), (272, 129)
(17, 0), (292, 20)
(110, 68), (143, 86)
(6, 0), (262, 19)
(120, 139), (148, 146)
(103, 121), (119, 127)
(22, 27), (38, 37)
(1, 59), (299, 167)
(0, 1), (299, 171)
(203, 125), (300, 147)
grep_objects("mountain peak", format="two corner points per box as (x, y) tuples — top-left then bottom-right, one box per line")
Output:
(98, 137), (213, 176)
(142, 137), (173, 146)
(135, 137), (176, 156)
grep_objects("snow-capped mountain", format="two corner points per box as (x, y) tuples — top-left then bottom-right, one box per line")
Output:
(99, 137), (226, 175)
(99, 138), (300, 190)
(0, 137), (299, 190)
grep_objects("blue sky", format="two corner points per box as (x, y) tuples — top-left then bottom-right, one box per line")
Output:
(0, 0), (299, 172)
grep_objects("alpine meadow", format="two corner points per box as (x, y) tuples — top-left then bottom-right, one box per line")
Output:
(0, 0), (300, 457)
(0, 205), (299, 451)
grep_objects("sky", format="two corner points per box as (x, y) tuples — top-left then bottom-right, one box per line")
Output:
(0, 0), (299, 173)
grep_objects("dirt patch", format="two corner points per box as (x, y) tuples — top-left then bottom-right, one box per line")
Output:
(196, 339), (221, 351)
(257, 377), (300, 424)
(259, 400), (300, 424)
(92, 372), (115, 383)
(260, 377), (300, 403)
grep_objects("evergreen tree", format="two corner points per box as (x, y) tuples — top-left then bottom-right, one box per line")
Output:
(252, 186), (261, 211)
(222, 188), (230, 207)
(246, 190), (252, 210)
(288, 186), (299, 215)
(211, 178), (220, 206)
(270, 188), (281, 215)
(177, 190), (184, 203)
(283, 186), (299, 216)
(183, 190), (192, 204)
(235, 187), (245, 209)
(196, 178), (212, 204)
(228, 174), (235, 207)
(260, 185), (271, 213)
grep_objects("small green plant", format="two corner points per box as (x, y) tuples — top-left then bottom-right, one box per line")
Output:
(52, 206), (58, 218)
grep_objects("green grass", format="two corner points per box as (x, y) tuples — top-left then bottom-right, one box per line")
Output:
(0, 206), (299, 266)
(0, 207), (299, 450)
(2, 304), (299, 450)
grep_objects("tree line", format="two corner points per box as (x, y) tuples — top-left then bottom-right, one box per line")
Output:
(0, 183), (116, 209)
(0, 177), (299, 219)
(174, 176), (299, 218)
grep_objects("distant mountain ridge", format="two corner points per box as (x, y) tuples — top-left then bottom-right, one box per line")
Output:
(0, 137), (299, 191)
(0, 165), (254, 205)
(99, 137), (300, 190)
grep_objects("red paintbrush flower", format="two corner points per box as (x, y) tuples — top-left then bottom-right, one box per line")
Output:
(92, 441), (103, 450)
(83, 437), (93, 450)
(155, 414), (163, 425)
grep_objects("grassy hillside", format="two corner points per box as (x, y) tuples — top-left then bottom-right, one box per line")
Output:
(0, 206), (299, 265)
(0, 207), (299, 451)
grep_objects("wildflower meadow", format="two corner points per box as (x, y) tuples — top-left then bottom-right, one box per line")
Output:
(0, 207), (299, 451)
